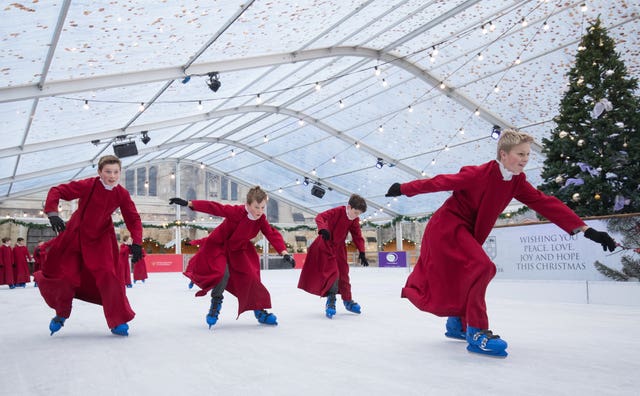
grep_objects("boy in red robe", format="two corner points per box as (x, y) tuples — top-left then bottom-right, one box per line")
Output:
(171, 186), (295, 328)
(13, 237), (32, 287)
(386, 129), (617, 357)
(119, 236), (133, 288)
(297, 194), (369, 318)
(0, 237), (15, 289)
(32, 240), (51, 287)
(34, 155), (143, 336)
(132, 249), (148, 284)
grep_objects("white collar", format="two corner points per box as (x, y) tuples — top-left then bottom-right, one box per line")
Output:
(100, 178), (116, 191)
(497, 161), (514, 181)
(245, 205), (258, 220)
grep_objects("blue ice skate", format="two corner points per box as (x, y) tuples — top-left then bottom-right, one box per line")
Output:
(325, 294), (336, 319)
(49, 316), (67, 336)
(188, 281), (194, 289)
(111, 323), (129, 336)
(126, 284), (132, 288)
(445, 317), (466, 340)
(206, 296), (223, 329)
(466, 326), (508, 357)
(254, 309), (278, 325)
(343, 300), (361, 314)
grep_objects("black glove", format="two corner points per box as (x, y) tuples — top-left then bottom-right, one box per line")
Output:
(130, 244), (143, 263)
(282, 254), (296, 268)
(385, 183), (402, 197)
(584, 228), (616, 252)
(169, 197), (188, 206)
(319, 229), (331, 241)
(48, 215), (66, 233)
(358, 252), (369, 267)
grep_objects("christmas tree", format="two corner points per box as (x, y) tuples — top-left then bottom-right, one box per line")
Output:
(538, 18), (640, 217)
(594, 216), (640, 282)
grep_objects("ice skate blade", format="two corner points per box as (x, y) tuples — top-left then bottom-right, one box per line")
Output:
(466, 344), (508, 358)
(444, 332), (467, 341)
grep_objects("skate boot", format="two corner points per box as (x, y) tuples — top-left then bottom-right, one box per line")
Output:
(49, 316), (67, 336)
(188, 281), (194, 289)
(254, 309), (278, 325)
(206, 296), (224, 329)
(343, 300), (361, 314)
(325, 294), (337, 319)
(126, 284), (132, 288)
(111, 323), (129, 336)
(445, 317), (466, 340)
(466, 326), (508, 357)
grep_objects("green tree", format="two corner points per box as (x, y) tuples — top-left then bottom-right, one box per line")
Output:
(594, 216), (640, 282)
(538, 18), (640, 216)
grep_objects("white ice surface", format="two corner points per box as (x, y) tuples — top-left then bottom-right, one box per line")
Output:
(1, 267), (638, 396)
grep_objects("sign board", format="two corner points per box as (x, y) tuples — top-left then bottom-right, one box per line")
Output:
(378, 251), (407, 267)
(487, 219), (624, 281)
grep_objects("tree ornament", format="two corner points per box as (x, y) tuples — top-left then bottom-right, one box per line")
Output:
(572, 193), (581, 202)
(559, 131), (568, 138)
(605, 69), (614, 76)
(594, 193), (601, 200)
(555, 175), (564, 184)
(577, 139), (585, 147)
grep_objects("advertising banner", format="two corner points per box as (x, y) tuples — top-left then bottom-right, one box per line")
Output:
(378, 251), (407, 267)
(145, 254), (183, 272)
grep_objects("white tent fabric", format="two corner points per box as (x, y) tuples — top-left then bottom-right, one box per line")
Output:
(1, 1), (638, 219)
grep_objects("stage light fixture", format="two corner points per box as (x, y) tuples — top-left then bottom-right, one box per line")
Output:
(141, 131), (151, 145)
(206, 72), (221, 92)
(491, 125), (502, 140)
(311, 184), (326, 199)
(303, 177), (310, 186)
(376, 158), (384, 169)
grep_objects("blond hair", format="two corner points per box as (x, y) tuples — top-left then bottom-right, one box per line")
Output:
(496, 129), (534, 160)
(246, 186), (268, 204)
(98, 155), (122, 171)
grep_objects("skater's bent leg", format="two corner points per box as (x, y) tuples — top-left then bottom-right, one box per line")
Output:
(336, 259), (352, 301)
(464, 259), (496, 330)
(210, 264), (230, 299)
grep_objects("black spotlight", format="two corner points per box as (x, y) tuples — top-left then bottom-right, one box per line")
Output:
(491, 125), (502, 140)
(376, 158), (384, 169)
(311, 184), (326, 199)
(207, 72), (221, 92)
(303, 177), (310, 186)
(141, 131), (151, 145)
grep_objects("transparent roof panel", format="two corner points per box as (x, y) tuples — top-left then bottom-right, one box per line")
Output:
(1, 1), (638, 218)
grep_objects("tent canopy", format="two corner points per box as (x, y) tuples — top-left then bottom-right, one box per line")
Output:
(1, 0), (638, 221)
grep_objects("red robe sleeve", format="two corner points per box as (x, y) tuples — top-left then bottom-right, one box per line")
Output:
(259, 217), (287, 253)
(190, 200), (238, 218)
(118, 186), (143, 244)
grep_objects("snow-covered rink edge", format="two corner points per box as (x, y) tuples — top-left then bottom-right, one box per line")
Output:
(1, 267), (638, 396)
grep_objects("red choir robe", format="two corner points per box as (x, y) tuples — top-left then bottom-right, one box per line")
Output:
(33, 241), (52, 274)
(119, 243), (132, 286)
(132, 250), (148, 282)
(13, 244), (32, 284)
(183, 201), (287, 316)
(34, 177), (142, 329)
(0, 244), (14, 286)
(297, 206), (365, 301)
(400, 160), (585, 329)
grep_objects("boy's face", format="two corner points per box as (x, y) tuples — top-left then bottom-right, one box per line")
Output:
(500, 142), (530, 175)
(247, 199), (266, 219)
(346, 205), (362, 220)
(98, 163), (121, 187)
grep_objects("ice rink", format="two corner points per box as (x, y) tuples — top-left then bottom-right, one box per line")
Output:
(1, 267), (638, 396)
